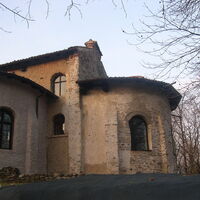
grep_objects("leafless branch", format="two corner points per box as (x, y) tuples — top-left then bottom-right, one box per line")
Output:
(0, 27), (11, 33)
(0, 2), (34, 24)
(0, 0), (128, 31)
(65, 0), (83, 20)
(45, 0), (50, 19)
(27, 0), (32, 19)
(112, 0), (117, 8)
(127, 0), (200, 91)
(120, 0), (127, 18)
(172, 92), (200, 174)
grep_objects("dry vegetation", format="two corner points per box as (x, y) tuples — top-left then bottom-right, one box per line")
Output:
(0, 167), (81, 187)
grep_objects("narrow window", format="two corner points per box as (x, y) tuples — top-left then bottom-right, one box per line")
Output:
(129, 116), (148, 151)
(53, 114), (65, 135)
(0, 108), (14, 149)
(52, 74), (66, 96)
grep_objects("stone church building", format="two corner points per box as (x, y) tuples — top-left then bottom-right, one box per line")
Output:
(0, 40), (181, 175)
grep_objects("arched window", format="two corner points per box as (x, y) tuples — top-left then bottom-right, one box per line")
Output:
(53, 114), (65, 135)
(129, 116), (148, 151)
(0, 108), (14, 149)
(51, 74), (66, 96)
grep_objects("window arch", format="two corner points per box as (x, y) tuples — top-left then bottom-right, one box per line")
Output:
(51, 73), (66, 96)
(53, 114), (65, 135)
(0, 108), (14, 149)
(129, 115), (148, 151)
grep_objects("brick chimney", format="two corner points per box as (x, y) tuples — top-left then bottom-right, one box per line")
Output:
(84, 39), (102, 56)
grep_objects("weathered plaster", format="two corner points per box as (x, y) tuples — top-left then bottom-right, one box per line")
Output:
(0, 79), (48, 174)
(0, 42), (177, 175)
(81, 85), (176, 174)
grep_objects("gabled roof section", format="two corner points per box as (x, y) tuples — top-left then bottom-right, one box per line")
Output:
(0, 72), (58, 99)
(0, 47), (81, 72)
(0, 39), (103, 72)
(78, 77), (182, 111)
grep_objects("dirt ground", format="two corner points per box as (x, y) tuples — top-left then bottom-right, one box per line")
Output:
(0, 173), (200, 200)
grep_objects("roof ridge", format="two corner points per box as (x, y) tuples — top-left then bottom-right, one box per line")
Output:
(0, 46), (89, 71)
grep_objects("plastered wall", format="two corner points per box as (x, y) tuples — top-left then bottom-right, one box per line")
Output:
(4, 46), (176, 175)
(81, 85), (177, 174)
(0, 79), (48, 174)
(10, 48), (107, 174)
(11, 55), (79, 174)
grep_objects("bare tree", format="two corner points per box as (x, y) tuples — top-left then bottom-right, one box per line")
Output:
(128, 0), (200, 86)
(129, 2), (200, 168)
(0, 0), (128, 32)
(0, 1), (34, 32)
(172, 92), (200, 174)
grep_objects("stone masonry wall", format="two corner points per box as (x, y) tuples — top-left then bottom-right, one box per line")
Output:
(11, 56), (77, 174)
(3, 43), (175, 175)
(9, 47), (108, 175)
(81, 85), (176, 174)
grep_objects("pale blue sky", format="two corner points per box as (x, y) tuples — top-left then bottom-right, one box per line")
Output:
(0, 0), (160, 78)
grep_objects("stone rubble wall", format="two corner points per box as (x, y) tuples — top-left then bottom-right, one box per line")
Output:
(9, 47), (108, 175)
(4, 44), (176, 175)
(81, 85), (176, 174)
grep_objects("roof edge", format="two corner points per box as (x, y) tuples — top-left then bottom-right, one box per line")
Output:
(77, 77), (182, 111)
(0, 72), (58, 99)
(0, 47), (80, 71)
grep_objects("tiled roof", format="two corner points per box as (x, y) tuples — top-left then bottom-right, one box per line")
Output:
(0, 47), (81, 71)
(0, 72), (58, 99)
(77, 77), (181, 111)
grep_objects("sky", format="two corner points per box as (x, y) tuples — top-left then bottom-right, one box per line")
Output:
(0, 0), (162, 78)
